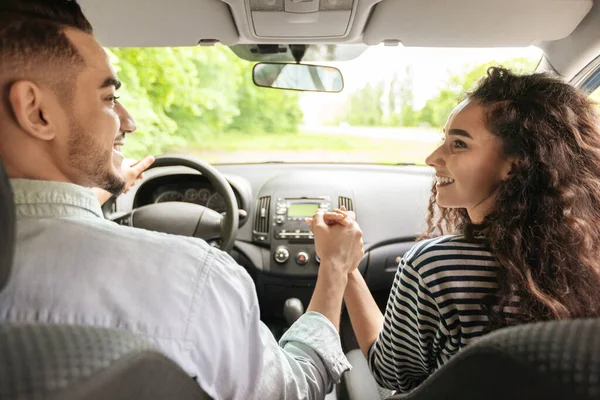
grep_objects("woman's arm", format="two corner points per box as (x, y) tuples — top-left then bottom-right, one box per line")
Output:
(306, 209), (364, 331)
(344, 269), (384, 357)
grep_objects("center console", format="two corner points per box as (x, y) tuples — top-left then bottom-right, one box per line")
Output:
(251, 173), (355, 277)
(271, 196), (332, 270)
(249, 172), (356, 323)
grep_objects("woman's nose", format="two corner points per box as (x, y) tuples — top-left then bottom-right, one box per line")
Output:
(425, 144), (445, 168)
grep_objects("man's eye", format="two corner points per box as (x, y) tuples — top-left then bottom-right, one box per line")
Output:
(452, 140), (467, 149)
(107, 95), (120, 104)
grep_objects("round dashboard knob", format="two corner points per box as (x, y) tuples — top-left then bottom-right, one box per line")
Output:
(276, 215), (285, 224)
(274, 246), (290, 264)
(296, 251), (309, 265)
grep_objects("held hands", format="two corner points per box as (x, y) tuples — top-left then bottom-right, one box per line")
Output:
(306, 206), (364, 275)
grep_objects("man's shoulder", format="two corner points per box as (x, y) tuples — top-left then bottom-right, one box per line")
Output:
(103, 222), (251, 284)
(101, 220), (214, 256)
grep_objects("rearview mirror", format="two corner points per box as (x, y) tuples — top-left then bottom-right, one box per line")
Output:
(253, 63), (343, 93)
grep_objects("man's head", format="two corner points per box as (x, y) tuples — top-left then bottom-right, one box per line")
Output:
(0, 0), (136, 195)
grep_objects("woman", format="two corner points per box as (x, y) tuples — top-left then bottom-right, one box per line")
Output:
(316, 67), (600, 392)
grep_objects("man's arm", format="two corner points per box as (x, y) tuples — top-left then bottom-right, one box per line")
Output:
(305, 209), (364, 331)
(188, 246), (353, 400)
(316, 207), (383, 356)
(91, 187), (113, 205)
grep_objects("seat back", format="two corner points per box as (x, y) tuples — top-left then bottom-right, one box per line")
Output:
(0, 159), (212, 400)
(389, 318), (600, 400)
(0, 157), (14, 291)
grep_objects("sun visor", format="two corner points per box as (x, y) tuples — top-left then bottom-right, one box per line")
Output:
(78, 0), (239, 47)
(363, 0), (593, 47)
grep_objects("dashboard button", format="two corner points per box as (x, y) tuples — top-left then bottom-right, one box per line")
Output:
(296, 251), (309, 265)
(274, 247), (290, 264)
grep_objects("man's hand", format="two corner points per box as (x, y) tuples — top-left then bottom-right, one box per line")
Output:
(305, 206), (364, 331)
(93, 155), (155, 205)
(306, 206), (364, 275)
(121, 155), (155, 194)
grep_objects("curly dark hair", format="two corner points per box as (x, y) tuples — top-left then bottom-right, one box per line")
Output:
(422, 66), (600, 329)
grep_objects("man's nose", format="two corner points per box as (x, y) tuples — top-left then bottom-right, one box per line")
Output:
(116, 102), (137, 134)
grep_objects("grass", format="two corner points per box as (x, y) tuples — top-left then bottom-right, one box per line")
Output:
(169, 129), (439, 165)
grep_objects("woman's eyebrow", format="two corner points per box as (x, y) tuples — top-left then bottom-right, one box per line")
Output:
(448, 128), (473, 139)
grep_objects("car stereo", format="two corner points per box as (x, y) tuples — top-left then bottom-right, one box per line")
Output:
(274, 197), (332, 240)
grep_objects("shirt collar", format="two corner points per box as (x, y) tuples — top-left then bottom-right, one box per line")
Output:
(10, 179), (104, 219)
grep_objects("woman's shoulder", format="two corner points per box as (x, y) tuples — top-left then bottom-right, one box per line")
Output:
(404, 234), (496, 272)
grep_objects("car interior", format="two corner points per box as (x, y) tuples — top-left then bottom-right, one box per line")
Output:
(2, 0), (600, 398)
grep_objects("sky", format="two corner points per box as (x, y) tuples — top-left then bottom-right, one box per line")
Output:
(300, 45), (543, 125)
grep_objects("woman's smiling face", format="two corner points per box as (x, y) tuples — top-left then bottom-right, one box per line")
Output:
(425, 99), (517, 224)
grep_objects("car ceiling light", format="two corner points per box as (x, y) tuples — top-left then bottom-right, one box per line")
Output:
(320, 0), (353, 10)
(250, 0), (353, 12)
(250, 0), (284, 11)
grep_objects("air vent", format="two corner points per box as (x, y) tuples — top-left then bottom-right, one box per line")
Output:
(338, 196), (354, 212)
(254, 196), (271, 234)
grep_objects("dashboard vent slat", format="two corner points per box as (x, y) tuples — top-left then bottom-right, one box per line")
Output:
(254, 196), (271, 234)
(338, 196), (354, 212)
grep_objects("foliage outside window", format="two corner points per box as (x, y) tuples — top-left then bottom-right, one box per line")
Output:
(111, 46), (540, 164)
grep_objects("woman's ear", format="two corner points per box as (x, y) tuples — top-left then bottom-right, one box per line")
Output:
(502, 157), (521, 180)
(8, 80), (56, 141)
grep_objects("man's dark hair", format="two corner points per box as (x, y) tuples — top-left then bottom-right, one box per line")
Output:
(0, 0), (93, 33)
(0, 0), (94, 104)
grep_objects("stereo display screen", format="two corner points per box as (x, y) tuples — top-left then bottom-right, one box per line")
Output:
(287, 203), (320, 217)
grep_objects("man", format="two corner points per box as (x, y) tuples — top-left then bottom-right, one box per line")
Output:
(0, 1), (364, 399)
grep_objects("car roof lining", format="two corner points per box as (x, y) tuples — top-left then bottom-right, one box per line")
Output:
(78, 0), (600, 81)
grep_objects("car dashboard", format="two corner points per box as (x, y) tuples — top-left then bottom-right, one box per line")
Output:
(109, 162), (433, 324)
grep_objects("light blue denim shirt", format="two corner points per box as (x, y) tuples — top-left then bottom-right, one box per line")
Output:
(0, 179), (351, 400)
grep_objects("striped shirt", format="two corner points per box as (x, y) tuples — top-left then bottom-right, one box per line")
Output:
(367, 235), (503, 392)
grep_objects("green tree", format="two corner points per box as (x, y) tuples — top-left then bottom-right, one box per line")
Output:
(392, 66), (418, 127)
(418, 57), (539, 128)
(338, 82), (385, 126)
(107, 45), (303, 158)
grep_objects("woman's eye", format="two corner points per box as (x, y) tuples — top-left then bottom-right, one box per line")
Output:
(452, 139), (467, 149)
(107, 95), (120, 104)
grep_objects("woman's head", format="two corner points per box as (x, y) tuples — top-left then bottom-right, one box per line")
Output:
(425, 99), (518, 223)
(424, 66), (600, 326)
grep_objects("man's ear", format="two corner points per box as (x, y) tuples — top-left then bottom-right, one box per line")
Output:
(8, 80), (56, 141)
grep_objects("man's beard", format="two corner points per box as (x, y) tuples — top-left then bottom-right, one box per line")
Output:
(67, 120), (126, 196)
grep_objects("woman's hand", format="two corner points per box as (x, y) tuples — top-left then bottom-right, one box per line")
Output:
(306, 206), (364, 275)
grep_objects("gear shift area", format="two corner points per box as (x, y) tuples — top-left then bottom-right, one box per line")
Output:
(283, 297), (304, 326)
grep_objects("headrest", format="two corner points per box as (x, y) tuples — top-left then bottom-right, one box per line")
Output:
(0, 158), (15, 291)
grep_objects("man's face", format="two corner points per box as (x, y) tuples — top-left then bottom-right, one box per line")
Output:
(55, 28), (136, 194)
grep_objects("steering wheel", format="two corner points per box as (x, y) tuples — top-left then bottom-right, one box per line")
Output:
(125, 155), (239, 253)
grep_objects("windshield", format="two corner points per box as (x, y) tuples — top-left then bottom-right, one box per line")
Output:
(109, 45), (542, 165)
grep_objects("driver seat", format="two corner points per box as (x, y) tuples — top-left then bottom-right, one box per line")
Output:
(0, 157), (212, 399)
